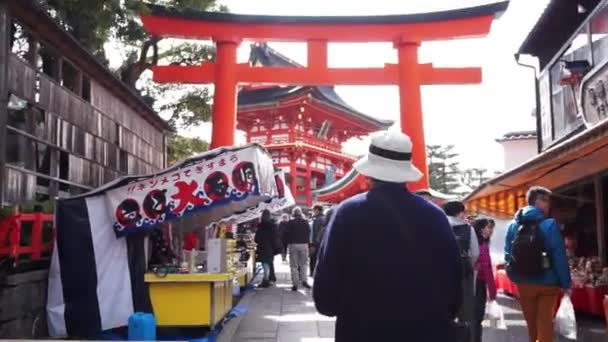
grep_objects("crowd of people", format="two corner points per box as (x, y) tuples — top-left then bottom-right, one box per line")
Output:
(253, 130), (572, 342)
(254, 205), (333, 290)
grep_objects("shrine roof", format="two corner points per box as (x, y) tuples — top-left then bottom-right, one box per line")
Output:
(146, 2), (508, 26)
(517, 0), (601, 70)
(238, 44), (393, 130)
(312, 168), (367, 203)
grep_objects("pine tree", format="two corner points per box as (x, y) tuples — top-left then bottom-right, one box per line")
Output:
(427, 144), (461, 195)
(461, 168), (490, 190)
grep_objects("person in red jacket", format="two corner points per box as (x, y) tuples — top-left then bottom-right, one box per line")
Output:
(472, 218), (497, 342)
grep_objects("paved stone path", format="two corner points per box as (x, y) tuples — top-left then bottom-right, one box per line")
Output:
(223, 257), (606, 342)
(229, 260), (334, 342)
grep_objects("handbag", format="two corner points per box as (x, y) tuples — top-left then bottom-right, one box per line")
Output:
(373, 191), (470, 342)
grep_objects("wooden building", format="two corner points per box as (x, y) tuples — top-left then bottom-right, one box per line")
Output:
(237, 44), (392, 206)
(0, 1), (169, 338)
(465, 0), (608, 264)
(0, 0), (169, 206)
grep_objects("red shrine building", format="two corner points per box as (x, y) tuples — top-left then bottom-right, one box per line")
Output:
(237, 44), (393, 206)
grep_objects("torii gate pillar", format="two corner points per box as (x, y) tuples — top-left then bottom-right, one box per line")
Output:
(397, 42), (428, 189)
(210, 40), (238, 149)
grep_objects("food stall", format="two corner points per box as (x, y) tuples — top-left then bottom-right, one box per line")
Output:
(46, 144), (294, 338)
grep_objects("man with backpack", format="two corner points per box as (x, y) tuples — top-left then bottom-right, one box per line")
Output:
(504, 186), (571, 342)
(443, 200), (480, 342)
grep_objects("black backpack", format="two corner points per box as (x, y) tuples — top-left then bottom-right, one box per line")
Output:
(453, 224), (473, 278)
(509, 213), (548, 276)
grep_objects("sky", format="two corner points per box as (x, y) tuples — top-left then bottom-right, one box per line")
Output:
(121, 0), (551, 173)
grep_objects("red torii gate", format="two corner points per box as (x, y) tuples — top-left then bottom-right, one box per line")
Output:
(141, 2), (508, 191)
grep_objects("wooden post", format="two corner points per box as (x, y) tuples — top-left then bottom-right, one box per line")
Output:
(595, 175), (606, 265)
(289, 153), (298, 199)
(305, 154), (313, 206)
(0, 3), (10, 205)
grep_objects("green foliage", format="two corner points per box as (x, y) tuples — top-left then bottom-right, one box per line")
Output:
(164, 88), (213, 130)
(427, 144), (461, 195)
(167, 135), (209, 165)
(44, 0), (123, 62)
(42, 0), (224, 130)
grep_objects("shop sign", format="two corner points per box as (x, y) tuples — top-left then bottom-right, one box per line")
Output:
(581, 60), (608, 127)
(105, 146), (274, 237)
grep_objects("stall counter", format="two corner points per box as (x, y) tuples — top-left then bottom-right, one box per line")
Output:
(145, 273), (233, 327)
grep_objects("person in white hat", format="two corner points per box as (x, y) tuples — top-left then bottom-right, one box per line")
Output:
(312, 130), (463, 342)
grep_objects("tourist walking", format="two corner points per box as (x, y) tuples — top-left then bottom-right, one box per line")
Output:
(443, 200), (480, 342)
(504, 186), (571, 342)
(309, 205), (325, 276)
(254, 210), (277, 288)
(278, 213), (290, 263)
(285, 207), (311, 291)
(313, 130), (462, 342)
(472, 218), (497, 342)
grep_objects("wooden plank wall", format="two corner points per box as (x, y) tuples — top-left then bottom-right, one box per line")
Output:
(2, 18), (167, 203)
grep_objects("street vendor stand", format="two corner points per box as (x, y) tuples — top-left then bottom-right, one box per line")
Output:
(46, 144), (294, 338)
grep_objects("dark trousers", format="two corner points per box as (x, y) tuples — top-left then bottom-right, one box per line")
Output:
(309, 245), (318, 276)
(269, 259), (276, 282)
(474, 279), (487, 342)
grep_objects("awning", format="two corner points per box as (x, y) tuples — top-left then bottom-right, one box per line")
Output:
(465, 118), (608, 218)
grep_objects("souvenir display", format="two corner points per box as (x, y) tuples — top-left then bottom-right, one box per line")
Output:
(569, 256), (608, 287)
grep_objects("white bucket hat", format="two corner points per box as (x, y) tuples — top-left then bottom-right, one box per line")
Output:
(353, 130), (423, 183)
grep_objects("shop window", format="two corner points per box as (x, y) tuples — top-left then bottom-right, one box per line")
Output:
(549, 23), (591, 141)
(591, 4), (608, 66)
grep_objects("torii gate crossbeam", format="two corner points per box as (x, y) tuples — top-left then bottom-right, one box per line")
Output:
(141, 1), (509, 191)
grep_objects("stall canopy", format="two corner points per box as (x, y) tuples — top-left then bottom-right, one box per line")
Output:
(47, 144), (282, 337)
(465, 118), (608, 219)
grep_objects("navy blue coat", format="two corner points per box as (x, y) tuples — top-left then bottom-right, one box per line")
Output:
(313, 182), (462, 342)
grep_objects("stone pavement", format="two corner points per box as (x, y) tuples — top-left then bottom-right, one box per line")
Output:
(226, 259), (335, 342)
(221, 257), (606, 342)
